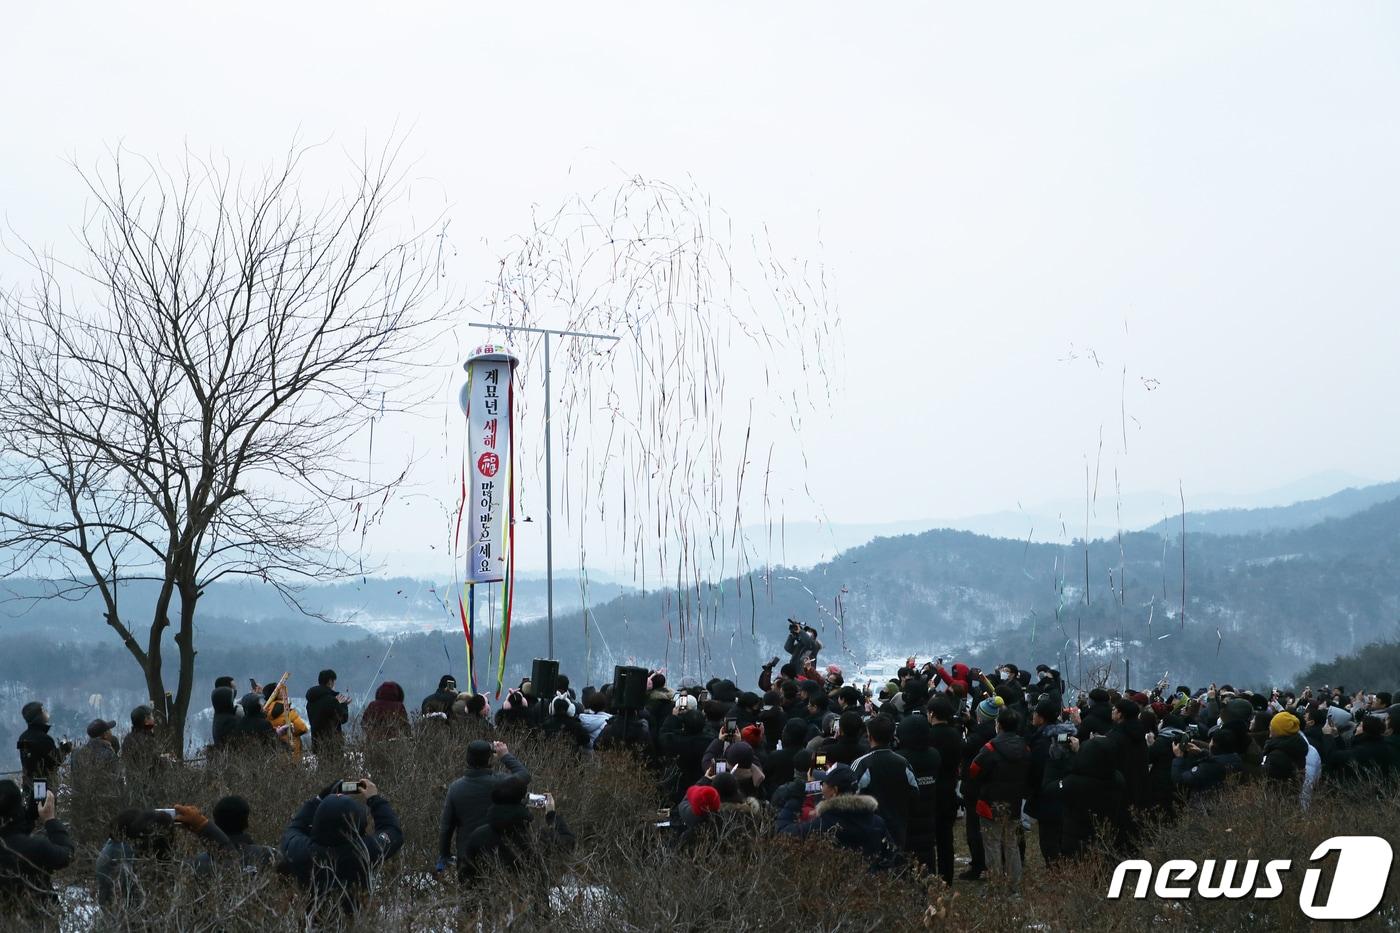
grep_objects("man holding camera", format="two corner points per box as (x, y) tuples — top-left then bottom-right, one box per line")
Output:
(305, 669), (351, 757)
(280, 778), (403, 919)
(1170, 728), (1243, 799)
(0, 779), (74, 921)
(784, 619), (821, 671)
(437, 740), (530, 875)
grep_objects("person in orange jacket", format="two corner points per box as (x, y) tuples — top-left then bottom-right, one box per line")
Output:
(262, 681), (310, 759)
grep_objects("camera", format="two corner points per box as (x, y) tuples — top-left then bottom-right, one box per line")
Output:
(815, 753), (828, 768)
(724, 717), (738, 734)
(1054, 733), (1072, 745)
(339, 780), (361, 794)
(714, 761), (728, 774)
(527, 793), (548, 809)
(155, 808), (177, 818)
(32, 781), (47, 802)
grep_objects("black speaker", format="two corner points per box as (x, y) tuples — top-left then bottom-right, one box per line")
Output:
(613, 665), (649, 710)
(531, 658), (559, 702)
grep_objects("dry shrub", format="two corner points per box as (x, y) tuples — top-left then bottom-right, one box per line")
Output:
(43, 728), (1400, 932)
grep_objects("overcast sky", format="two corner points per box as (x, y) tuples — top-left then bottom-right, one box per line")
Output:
(4, 4), (1398, 578)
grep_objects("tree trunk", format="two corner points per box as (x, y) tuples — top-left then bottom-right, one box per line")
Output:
(171, 583), (200, 758)
(146, 576), (179, 752)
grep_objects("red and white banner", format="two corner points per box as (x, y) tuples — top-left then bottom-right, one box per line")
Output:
(460, 344), (518, 584)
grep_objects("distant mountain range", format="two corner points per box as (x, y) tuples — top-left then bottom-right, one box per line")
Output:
(538, 478), (1400, 689)
(743, 473), (1389, 568)
(3, 476), (1398, 771)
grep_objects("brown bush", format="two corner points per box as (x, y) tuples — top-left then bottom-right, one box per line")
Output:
(36, 727), (1400, 932)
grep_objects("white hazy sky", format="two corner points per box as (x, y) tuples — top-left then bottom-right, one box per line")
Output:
(4, 4), (1399, 578)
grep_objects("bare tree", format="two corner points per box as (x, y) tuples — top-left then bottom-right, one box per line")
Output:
(0, 144), (447, 751)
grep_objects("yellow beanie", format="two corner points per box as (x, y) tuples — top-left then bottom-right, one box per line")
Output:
(1269, 711), (1300, 737)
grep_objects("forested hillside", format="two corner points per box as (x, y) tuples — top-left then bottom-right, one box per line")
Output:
(3, 492), (1398, 769)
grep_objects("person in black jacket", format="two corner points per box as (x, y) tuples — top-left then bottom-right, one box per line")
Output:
(421, 675), (458, 723)
(233, 695), (282, 752)
(763, 718), (813, 793)
(1262, 711), (1308, 788)
(659, 710), (712, 804)
(926, 696), (963, 884)
(96, 804), (235, 910)
(817, 711), (870, 766)
(438, 740), (531, 873)
(851, 714), (918, 848)
(280, 779), (403, 920)
(958, 696), (1000, 879)
(1329, 715), (1398, 782)
(776, 765), (897, 869)
(16, 703), (71, 791)
(1026, 700), (1075, 865)
(211, 795), (279, 870)
(966, 708), (1029, 888)
(459, 777), (574, 883)
(1105, 698), (1148, 847)
(211, 687), (240, 749)
(1172, 728), (1243, 797)
(1028, 665), (1063, 710)
(0, 780), (74, 923)
(305, 670), (350, 758)
(894, 715), (941, 874)
(539, 697), (590, 751)
(783, 620), (820, 670)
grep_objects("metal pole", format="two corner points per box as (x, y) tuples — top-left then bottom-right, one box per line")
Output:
(544, 333), (554, 659)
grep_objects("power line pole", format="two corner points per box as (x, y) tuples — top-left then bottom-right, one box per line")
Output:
(466, 322), (619, 659)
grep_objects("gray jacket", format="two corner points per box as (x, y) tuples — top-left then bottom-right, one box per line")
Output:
(437, 754), (530, 860)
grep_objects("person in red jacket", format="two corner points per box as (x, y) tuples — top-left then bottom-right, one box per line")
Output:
(362, 682), (409, 738)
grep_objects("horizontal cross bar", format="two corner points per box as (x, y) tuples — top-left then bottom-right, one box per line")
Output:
(467, 322), (620, 342)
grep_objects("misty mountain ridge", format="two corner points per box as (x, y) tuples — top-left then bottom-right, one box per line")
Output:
(2, 477), (1398, 769)
(750, 472), (1390, 569)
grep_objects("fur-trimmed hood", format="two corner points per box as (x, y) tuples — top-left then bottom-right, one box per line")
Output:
(814, 792), (879, 817)
(719, 797), (764, 817)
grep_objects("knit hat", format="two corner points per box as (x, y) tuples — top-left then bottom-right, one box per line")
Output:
(724, 741), (755, 769)
(1128, 691), (1151, 707)
(976, 695), (1005, 723)
(685, 784), (721, 816)
(86, 718), (117, 738)
(1269, 711), (1300, 738)
(740, 724), (764, 747)
(825, 664), (843, 677)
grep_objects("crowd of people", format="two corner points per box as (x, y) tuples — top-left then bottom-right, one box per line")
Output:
(3, 627), (1398, 923)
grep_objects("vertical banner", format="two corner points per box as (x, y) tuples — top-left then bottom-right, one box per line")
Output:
(459, 344), (519, 695)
